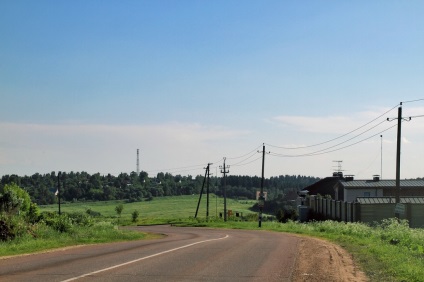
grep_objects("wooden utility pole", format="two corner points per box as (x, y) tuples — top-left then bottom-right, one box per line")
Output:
(220, 158), (229, 221)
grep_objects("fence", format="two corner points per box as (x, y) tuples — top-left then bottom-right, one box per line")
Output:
(306, 196), (424, 228)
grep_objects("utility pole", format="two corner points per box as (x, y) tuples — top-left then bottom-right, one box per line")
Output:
(220, 158), (229, 221)
(57, 171), (61, 215)
(206, 163), (212, 220)
(258, 144), (266, 228)
(395, 106), (402, 205)
(388, 103), (411, 215)
(195, 166), (208, 218)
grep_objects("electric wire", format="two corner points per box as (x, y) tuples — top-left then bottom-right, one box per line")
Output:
(402, 98), (424, 104)
(265, 103), (399, 149)
(225, 144), (263, 160)
(231, 156), (263, 167)
(228, 150), (261, 166)
(269, 123), (398, 158)
(291, 119), (388, 156)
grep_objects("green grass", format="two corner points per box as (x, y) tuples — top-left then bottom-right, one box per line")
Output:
(9, 196), (424, 281)
(0, 221), (153, 257)
(39, 195), (257, 225)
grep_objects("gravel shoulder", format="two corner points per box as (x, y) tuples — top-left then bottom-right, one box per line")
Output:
(292, 236), (369, 282)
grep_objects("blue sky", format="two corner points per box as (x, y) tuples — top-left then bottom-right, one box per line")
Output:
(1, 1), (424, 179)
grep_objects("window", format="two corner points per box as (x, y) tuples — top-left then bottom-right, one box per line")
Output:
(364, 192), (371, 197)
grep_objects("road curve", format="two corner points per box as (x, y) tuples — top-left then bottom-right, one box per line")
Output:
(0, 225), (300, 282)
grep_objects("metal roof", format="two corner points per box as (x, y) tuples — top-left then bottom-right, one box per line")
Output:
(357, 197), (424, 204)
(341, 179), (424, 188)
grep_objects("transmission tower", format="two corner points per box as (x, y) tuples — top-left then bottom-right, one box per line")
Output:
(137, 149), (140, 174)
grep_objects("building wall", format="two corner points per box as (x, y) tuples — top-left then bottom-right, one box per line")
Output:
(410, 204), (424, 228)
(344, 188), (383, 202)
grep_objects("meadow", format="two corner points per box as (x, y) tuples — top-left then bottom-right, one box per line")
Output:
(4, 195), (424, 281)
(39, 195), (257, 224)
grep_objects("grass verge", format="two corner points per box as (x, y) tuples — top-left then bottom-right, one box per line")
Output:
(0, 221), (148, 258)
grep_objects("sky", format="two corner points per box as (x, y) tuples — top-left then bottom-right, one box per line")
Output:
(1, 1), (424, 180)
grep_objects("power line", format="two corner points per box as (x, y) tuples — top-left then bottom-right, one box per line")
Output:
(228, 150), (260, 166)
(231, 156), (263, 167)
(402, 98), (424, 104)
(225, 144), (263, 160)
(266, 104), (399, 150)
(269, 123), (398, 158)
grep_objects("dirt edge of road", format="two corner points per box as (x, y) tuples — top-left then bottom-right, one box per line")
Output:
(291, 235), (369, 282)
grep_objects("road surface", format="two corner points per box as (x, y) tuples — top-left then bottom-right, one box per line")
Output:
(0, 225), (300, 282)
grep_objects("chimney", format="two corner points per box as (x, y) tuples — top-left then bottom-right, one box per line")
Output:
(345, 175), (354, 181)
(373, 175), (380, 182)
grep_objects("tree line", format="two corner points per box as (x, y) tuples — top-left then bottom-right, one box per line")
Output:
(0, 171), (319, 205)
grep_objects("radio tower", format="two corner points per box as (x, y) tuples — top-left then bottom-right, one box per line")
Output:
(136, 149), (140, 174)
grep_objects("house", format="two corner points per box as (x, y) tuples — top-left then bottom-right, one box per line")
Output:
(339, 176), (424, 202)
(303, 173), (424, 202)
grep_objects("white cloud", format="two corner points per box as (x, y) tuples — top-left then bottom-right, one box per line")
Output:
(0, 122), (250, 176)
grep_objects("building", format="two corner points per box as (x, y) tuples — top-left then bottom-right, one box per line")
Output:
(303, 173), (424, 202)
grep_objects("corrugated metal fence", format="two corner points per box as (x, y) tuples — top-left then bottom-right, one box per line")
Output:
(307, 195), (424, 228)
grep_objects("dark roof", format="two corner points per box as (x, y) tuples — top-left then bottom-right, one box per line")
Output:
(302, 176), (341, 195)
(341, 179), (424, 189)
(357, 197), (424, 204)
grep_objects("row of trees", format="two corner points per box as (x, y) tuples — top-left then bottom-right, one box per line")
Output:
(0, 172), (319, 205)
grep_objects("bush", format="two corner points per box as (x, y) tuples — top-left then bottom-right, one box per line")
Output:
(86, 208), (101, 217)
(132, 210), (139, 223)
(40, 212), (73, 233)
(0, 214), (28, 241)
(275, 208), (298, 223)
(68, 212), (93, 227)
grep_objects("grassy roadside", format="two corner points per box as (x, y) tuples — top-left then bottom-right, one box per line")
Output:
(0, 221), (152, 258)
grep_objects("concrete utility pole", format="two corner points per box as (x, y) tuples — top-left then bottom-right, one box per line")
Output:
(206, 163), (212, 220)
(195, 163), (212, 220)
(220, 158), (229, 221)
(395, 106), (402, 204)
(195, 166), (208, 219)
(388, 103), (411, 216)
(258, 144), (266, 228)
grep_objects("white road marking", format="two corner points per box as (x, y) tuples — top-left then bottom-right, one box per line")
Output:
(61, 234), (229, 281)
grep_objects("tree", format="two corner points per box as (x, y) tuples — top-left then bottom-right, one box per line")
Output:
(0, 183), (31, 214)
(131, 210), (139, 223)
(115, 204), (124, 224)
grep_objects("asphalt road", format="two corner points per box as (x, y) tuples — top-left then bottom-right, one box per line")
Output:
(0, 225), (301, 282)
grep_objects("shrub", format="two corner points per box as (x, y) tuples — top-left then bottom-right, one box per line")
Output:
(0, 214), (28, 241)
(40, 212), (73, 233)
(131, 210), (139, 223)
(67, 212), (93, 227)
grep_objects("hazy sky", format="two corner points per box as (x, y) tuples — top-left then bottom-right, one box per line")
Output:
(1, 1), (424, 179)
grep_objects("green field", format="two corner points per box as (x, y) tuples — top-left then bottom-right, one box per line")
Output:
(39, 195), (257, 224)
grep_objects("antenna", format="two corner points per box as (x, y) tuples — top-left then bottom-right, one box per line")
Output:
(137, 149), (140, 174)
(332, 160), (344, 174)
